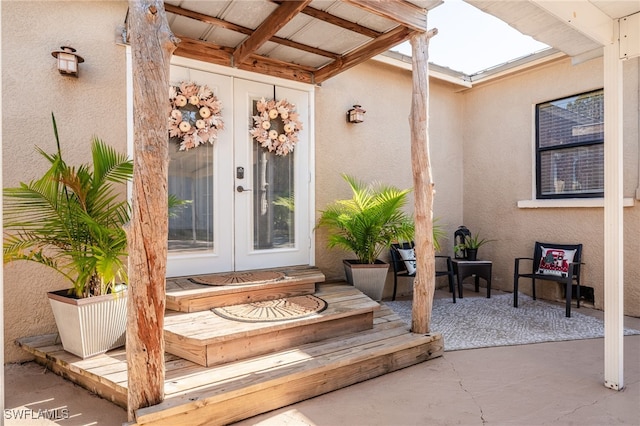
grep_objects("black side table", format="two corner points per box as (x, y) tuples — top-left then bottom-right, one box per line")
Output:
(451, 259), (492, 299)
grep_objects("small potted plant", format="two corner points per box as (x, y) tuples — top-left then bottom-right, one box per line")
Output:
(3, 114), (133, 358)
(454, 232), (494, 261)
(316, 174), (414, 300)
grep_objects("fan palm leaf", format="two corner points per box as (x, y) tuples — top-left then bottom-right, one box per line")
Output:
(3, 114), (133, 298)
(317, 174), (414, 264)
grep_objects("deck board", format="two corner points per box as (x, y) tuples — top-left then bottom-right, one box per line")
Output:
(164, 288), (378, 342)
(164, 285), (380, 366)
(17, 282), (443, 425)
(135, 331), (442, 425)
(166, 266), (324, 312)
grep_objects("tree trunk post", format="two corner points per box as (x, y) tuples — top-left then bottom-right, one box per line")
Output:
(126, 1), (179, 421)
(409, 28), (438, 334)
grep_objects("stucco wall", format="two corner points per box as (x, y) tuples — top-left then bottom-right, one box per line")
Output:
(2, 1), (129, 363)
(314, 60), (464, 298)
(3, 3), (638, 365)
(461, 56), (640, 316)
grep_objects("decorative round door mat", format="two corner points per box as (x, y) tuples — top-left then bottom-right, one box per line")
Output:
(189, 271), (285, 286)
(212, 295), (327, 323)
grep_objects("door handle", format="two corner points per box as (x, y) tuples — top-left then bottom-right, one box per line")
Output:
(237, 185), (252, 192)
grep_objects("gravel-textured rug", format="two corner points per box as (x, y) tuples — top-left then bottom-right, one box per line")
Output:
(385, 293), (640, 351)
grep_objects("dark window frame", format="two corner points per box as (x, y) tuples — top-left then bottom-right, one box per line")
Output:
(535, 89), (604, 199)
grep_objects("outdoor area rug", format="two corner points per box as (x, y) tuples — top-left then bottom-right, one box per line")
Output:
(384, 293), (640, 351)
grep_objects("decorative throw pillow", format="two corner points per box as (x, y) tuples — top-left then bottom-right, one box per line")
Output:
(537, 246), (576, 277)
(397, 248), (417, 275)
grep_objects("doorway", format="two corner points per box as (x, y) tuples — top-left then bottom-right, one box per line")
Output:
(166, 64), (312, 277)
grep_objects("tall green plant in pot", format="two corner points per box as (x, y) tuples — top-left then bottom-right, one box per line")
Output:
(316, 174), (414, 300)
(3, 114), (133, 358)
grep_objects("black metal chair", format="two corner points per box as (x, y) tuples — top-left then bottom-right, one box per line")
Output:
(514, 242), (583, 317)
(390, 242), (456, 302)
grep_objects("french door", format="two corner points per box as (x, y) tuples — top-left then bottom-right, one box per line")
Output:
(166, 65), (311, 277)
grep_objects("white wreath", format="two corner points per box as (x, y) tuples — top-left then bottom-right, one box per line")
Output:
(168, 81), (224, 150)
(250, 98), (303, 156)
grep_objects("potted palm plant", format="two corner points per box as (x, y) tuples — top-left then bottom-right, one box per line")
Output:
(3, 114), (133, 358)
(316, 174), (414, 300)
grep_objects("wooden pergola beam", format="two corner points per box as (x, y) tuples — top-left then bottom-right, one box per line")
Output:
(166, 4), (340, 60)
(296, 2), (382, 38)
(345, 0), (429, 32)
(163, 1), (431, 85)
(314, 26), (415, 83)
(165, 4), (249, 34)
(174, 36), (233, 68)
(175, 36), (315, 84)
(233, 0), (312, 66)
(238, 54), (315, 84)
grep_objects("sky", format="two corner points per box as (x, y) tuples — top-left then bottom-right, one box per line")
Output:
(393, 0), (550, 75)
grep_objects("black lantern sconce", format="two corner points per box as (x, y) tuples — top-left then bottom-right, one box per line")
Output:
(347, 104), (366, 123)
(454, 225), (471, 259)
(51, 46), (84, 77)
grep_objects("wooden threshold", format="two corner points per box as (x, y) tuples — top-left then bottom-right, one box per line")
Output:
(166, 266), (324, 312)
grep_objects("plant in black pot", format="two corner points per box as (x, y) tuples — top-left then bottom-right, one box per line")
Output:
(316, 174), (414, 300)
(3, 114), (133, 358)
(454, 232), (494, 261)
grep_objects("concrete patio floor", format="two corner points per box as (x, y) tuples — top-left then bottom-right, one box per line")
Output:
(4, 288), (640, 426)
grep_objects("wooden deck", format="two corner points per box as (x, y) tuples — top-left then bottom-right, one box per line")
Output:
(17, 276), (444, 425)
(165, 284), (380, 367)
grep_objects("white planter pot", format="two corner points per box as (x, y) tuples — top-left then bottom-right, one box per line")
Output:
(47, 289), (127, 359)
(343, 259), (389, 301)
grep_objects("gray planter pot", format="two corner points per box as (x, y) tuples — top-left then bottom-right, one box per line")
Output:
(343, 259), (389, 301)
(47, 289), (127, 359)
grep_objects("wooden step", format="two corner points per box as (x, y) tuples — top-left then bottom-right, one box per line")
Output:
(135, 321), (443, 425)
(164, 284), (379, 367)
(166, 266), (324, 312)
(16, 300), (444, 426)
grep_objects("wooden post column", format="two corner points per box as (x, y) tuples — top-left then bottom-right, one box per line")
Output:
(409, 28), (438, 334)
(126, 0), (179, 421)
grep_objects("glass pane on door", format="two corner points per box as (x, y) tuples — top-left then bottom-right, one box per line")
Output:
(252, 145), (295, 250)
(168, 144), (214, 251)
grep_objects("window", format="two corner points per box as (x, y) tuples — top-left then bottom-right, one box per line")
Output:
(536, 89), (604, 199)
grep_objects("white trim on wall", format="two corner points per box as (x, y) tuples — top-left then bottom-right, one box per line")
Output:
(518, 198), (635, 208)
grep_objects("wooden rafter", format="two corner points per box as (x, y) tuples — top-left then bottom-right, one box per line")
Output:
(345, 0), (428, 32)
(163, 0), (431, 85)
(165, 4), (248, 34)
(165, 4), (340, 60)
(315, 26), (415, 83)
(295, 3), (382, 38)
(233, 0), (313, 66)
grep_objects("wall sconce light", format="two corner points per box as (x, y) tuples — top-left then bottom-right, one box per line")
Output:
(347, 104), (366, 123)
(51, 46), (84, 77)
